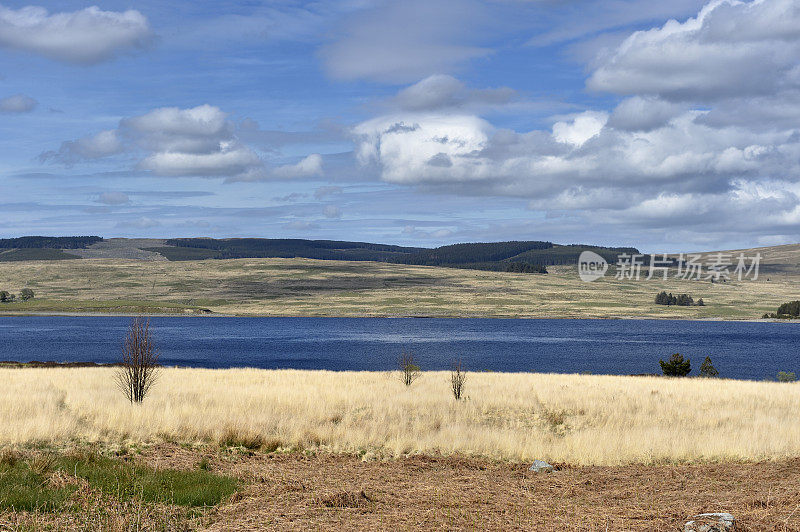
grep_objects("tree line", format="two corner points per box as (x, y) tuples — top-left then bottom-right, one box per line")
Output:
(0, 236), (102, 249)
(655, 291), (704, 306)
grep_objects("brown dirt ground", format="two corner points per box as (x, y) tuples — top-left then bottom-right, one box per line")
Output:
(135, 445), (800, 531)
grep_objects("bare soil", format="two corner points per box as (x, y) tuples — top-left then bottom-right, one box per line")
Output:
(143, 446), (800, 531)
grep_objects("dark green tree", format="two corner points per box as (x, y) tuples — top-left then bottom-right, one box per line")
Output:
(20, 288), (34, 301)
(777, 301), (800, 317)
(699, 356), (719, 378)
(659, 353), (691, 377)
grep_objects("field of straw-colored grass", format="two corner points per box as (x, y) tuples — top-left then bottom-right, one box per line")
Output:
(3, 368), (799, 465)
(0, 255), (796, 319)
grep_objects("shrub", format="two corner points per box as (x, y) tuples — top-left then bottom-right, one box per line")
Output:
(0, 291), (14, 303)
(659, 353), (691, 377)
(699, 356), (719, 378)
(116, 317), (160, 403)
(777, 371), (797, 383)
(399, 352), (421, 386)
(19, 288), (34, 301)
(777, 301), (800, 317)
(655, 291), (696, 306)
(450, 360), (466, 400)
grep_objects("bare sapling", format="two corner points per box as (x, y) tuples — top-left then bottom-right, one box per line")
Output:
(450, 359), (466, 400)
(399, 352), (421, 386)
(116, 317), (160, 403)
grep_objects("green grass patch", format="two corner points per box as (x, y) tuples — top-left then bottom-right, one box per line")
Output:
(0, 453), (238, 512)
(58, 455), (238, 507)
(0, 459), (76, 512)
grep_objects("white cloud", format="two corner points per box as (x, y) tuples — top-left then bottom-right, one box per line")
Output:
(0, 5), (151, 64)
(44, 105), (334, 182)
(552, 111), (608, 146)
(341, 0), (800, 242)
(0, 93), (37, 113)
(354, 114), (492, 184)
(394, 74), (516, 112)
(607, 96), (684, 132)
(43, 105), (265, 179)
(587, 0), (800, 101)
(320, 0), (490, 83)
(40, 129), (123, 164)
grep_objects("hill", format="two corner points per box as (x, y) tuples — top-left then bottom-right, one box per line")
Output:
(0, 236), (640, 273)
(148, 237), (637, 272)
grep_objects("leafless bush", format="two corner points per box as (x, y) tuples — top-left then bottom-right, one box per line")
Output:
(399, 352), (421, 386)
(450, 359), (466, 400)
(116, 317), (160, 403)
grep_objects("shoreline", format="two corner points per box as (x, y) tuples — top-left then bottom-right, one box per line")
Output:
(0, 310), (791, 323)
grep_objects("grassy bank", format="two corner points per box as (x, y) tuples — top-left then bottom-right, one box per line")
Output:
(0, 257), (795, 319)
(3, 368), (799, 465)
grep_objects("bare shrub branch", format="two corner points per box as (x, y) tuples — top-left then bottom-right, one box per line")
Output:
(116, 317), (160, 403)
(399, 352), (421, 386)
(450, 359), (466, 400)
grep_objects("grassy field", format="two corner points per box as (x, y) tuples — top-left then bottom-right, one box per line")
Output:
(4, 368), (800, 529)
(0, 255), (796, 319)
(3, 368), (800, 465)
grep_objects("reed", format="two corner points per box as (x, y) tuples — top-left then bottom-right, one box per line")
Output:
(2, 368), (798, 465)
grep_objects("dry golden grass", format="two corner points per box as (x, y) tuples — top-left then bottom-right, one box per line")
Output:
(3, 368), (799, 466)
(0, 254), (796, 318)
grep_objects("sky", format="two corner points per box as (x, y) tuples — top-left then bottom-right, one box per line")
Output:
(1, 0), (799, 252)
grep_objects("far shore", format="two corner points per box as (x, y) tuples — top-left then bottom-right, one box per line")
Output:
(0, 309), (793, 322)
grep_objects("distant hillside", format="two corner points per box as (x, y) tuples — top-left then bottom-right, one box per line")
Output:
(144, 238), (639, 272)
(0, 236), (102, 249)
(0, 235), (642, 273)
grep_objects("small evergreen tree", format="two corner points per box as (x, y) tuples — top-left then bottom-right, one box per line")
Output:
(699, 356), (719, 378)
(697, 298), (704, 306)
(20, 288), (34, 301)
(659, 353), (691, 377)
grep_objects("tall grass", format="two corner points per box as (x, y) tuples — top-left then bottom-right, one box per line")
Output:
(2, 368), (799, 465)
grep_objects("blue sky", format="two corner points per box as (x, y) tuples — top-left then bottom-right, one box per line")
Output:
(1, 0), (799, 252)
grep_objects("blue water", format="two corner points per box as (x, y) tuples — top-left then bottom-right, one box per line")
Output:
(0, 316), (797, 380)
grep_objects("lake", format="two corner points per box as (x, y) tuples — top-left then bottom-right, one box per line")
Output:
(0, 316), (797, 380)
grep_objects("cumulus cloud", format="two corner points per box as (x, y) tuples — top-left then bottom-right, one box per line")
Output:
(0, 93), (37, 113)
(351, 0), (800, 240)
(587, 0), (800, 101)
(97, 191), (129, 205)
(606, 96), (684, 132)
(41, 129), (123, 164)
(0, 5), (152, 64)
(44, 105), (332, 182)
(43, 105), (266, 179)
(321, 0), (490, 83)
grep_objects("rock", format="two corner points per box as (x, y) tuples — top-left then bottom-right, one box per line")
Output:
(528, 459), (554, 473)
(684, 513), (735, 532)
